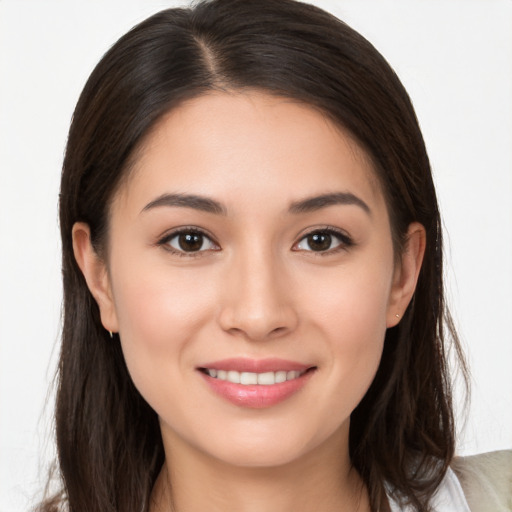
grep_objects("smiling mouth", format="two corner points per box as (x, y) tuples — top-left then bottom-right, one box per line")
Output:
(199, 367), (315, 386)
(198, 361), (317, 408)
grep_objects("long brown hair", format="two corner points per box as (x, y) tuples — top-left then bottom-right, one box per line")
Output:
(37, 1), (467, 511)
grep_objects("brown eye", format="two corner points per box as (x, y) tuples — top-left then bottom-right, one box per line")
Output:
(306, 232), (332, 251)
(295, 229), (352, 253)
(166, 231), (217, 253)
(178, 233), (203, 251)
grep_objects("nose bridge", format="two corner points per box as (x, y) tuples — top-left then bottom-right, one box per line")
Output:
(219, 241), (297, 340)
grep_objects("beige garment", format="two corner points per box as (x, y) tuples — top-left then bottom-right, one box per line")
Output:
(452, 450), (512, 512)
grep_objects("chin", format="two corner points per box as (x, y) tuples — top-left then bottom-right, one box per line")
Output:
(179, 415), (349, 470)
(215, 442), (310, 469)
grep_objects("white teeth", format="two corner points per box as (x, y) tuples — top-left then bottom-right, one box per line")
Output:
(240, 372), (258, 385)
(257, 372), (275, 385)
(205, 369), (306, 385)
(275, 370), (287, 383)
(227, 370), (240, 384)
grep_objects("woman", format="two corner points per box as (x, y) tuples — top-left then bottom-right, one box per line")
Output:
(35, 0), (509, 511)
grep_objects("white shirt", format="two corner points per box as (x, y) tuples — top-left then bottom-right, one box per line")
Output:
(388, 468), (471, 512)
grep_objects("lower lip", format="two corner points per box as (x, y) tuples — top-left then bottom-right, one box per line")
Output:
(199, 369), (314, 409)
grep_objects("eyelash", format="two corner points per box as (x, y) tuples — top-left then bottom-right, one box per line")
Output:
(156, 226), (354, 257)
(157, 227), (219, 258)
(293, 227), (354, 256)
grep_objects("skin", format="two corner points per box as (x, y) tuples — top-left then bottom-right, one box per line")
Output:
(73, 91), (425, 512)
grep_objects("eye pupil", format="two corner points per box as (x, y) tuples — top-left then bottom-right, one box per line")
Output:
(178, 233), (203, 251)
(308, 232), (331, 251)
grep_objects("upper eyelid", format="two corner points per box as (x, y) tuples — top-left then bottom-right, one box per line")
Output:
(295, 226), (352, 242)
(158, 226), (217, 244)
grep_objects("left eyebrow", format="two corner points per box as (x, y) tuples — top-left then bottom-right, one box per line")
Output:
(288, 192), (371, 216)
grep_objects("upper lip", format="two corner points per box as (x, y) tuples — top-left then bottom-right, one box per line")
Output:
(198, 358), (313, 373)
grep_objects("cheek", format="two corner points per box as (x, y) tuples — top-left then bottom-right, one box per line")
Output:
(109, 259), (218, 393)
(112, 250), (219, 329)
(299, 257), (393, 396)
(304, 257), (392, 339)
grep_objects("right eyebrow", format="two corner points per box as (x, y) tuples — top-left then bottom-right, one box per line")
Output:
(140, 193), (227, 216)
(288, 192), (371, 216)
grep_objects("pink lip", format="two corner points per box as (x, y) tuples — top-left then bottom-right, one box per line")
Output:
(197, 358), (315, 409)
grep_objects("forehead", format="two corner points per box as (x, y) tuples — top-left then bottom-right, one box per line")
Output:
(116, 91), (384, 215)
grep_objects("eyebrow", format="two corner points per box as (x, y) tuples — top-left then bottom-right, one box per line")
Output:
(140, 191), (371, 217)
(288, 192), (371, 215)
(141, 193), (227, 215)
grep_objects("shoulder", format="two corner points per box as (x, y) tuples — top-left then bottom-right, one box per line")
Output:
(451, 450), (512, 512)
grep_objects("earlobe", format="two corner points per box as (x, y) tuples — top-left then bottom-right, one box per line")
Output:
(72, 222), (119, 333)
(386, 222), (426, 328)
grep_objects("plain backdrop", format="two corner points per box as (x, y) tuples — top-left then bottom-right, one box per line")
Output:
(1, 1), (511, 510)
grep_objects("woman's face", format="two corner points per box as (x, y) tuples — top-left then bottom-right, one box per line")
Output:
(75, 91), (421, 469)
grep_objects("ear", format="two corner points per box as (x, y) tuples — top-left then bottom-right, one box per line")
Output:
(72, 222), (119, 333)
(386, 222), (426, 328)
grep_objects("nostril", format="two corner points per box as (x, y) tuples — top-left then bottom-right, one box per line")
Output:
(218, 298), (299, 341)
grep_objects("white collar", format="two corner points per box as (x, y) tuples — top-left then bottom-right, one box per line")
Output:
(387, 467), (471, 512)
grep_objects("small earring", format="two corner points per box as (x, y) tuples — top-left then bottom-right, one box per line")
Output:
(395, 313), (400, 318)
(108, 330), (113, 339)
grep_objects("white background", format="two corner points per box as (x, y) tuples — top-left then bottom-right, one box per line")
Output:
(1, 1), (511, 510)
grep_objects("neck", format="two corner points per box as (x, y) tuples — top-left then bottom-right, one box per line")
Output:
(150, 424), (370, 512)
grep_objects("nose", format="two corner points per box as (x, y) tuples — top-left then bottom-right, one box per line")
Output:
(218, 248), (299, 341)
